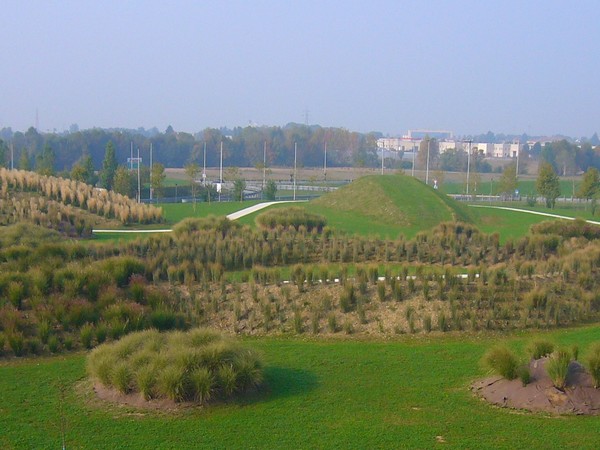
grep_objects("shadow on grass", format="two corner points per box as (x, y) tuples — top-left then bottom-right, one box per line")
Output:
(236, 366), (319, 406)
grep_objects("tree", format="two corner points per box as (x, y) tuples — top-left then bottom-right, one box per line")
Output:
(264, 179), (277, 200)
(417, 137), (439, 172)
(19, 149), (31, 170)
(184, 162), (201, 207)
(577, 167), (600, 215)
(70, 154), (97, 185)
(536, 162), (561, 208)
(36, 144), (55, 176)
(113, 166), (136, 198)
(101, 141), (118, 190)
(151, 163), (166, 200)
(498, 163), (518, 198)
(0, 139), (7, 167)
(233, 178), (246, 202)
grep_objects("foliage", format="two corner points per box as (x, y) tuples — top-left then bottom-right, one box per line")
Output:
(264, 179), (277, 201)
(100, 141), (118, 190)
(150, 163), (166, 199)
(482, 346), (519, 380)
(498, 163), (517, 197)
(526, 340), (555, 360)
(531, 218), (600, 240)
(545, 348), (571, 390)
(87, 329), (263, 403)
(256, 207), (326, 231)
(536, 162), (561, 208)
(587, 343), (600, 388)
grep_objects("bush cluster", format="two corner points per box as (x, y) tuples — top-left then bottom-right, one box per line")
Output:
(86, 328), (263, 403)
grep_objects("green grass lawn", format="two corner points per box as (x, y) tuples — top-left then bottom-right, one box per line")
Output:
(442, 179), (581, 197)
(2, 326), (600, 449)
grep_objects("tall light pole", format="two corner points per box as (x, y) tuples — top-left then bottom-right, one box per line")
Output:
(381, 146), (384, 175)
(219, 141), (223, 202)
(136, 147), (141, 203)
(515, 139), (520, 179)
(10, 141), (14, 170)
(465, 139), (472, 196)
(324, 142), (327, 182)
(263, 141), (267, 190)
(293, 142), (297, 201)
(425, 138), (431, 185)
(411, 140), (416, 177)
(202, 142), (206, 186)
(150, 142), (153, 201)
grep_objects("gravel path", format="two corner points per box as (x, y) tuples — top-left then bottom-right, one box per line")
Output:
(468, 204), (600, 226)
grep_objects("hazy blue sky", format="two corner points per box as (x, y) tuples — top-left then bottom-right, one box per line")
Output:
(1, 0), (598, 137)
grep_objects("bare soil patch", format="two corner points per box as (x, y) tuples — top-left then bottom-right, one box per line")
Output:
(472, 358), (600, 415)
(93, 382), (198, 411)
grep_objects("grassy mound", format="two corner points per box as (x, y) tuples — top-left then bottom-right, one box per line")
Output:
(87, 328), (263, 404)
(309, 174), (472, 238)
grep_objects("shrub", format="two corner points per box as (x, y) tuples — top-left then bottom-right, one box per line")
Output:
(189, 367), (214, 403)
(526, 340), (555, 360)
(8, 332), (25, 356)
(256, 207), (326, 232)
(327, 313), (338, 333)
(80, 323), (95, 349)
(87, 328), (263, 404)
(546, 348), (571, 390)
(586, 343), (600, 388)
(482, 346), (519, 380)
(517, 365), (531, 386)
(0, 332), (5, 355)
(48, 335), (60, 353)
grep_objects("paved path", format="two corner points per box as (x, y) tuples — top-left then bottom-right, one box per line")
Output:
(469, 205), (600, 226)
(226, 200), (307, 220)
(93, 200), (307, 234)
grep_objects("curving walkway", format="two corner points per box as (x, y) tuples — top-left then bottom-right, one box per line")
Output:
(93, 200), (307, 234)
(468, 204), (600, 226)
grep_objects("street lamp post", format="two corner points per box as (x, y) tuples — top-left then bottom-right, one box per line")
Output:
(466, 139), (472, 196)
(411, 141), (416, 177)
(293, 142), (297, 201)
(425, 138), (431, 185)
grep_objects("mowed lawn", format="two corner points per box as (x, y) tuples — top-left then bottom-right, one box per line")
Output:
(2, 326), (600, 449)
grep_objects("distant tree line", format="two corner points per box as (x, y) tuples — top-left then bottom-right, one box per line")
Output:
(0, 124), (381, 177)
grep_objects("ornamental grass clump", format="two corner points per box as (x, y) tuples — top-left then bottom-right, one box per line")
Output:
(526, 340), (555, 360)
(482, 346), (519, 380)
(546, 348), (571, 390)
(87, 328), (263, 404)
(586, 342), (600, 389)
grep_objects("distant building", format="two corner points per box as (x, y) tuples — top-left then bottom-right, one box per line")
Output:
(377, 131), (522, 160)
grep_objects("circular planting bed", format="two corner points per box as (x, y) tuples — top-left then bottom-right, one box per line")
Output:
(87, 328), (263, 409)
(473, 357), (600, 415)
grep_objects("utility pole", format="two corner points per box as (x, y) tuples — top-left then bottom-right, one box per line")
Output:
(137, 147), (141, 203)
(219, 141), (223, 202)
(263, 141), (267, 190)
(516, 139), (520, 179)
(381, 146), (384, 175)
(150, 142), (153, 201)
(425, 138), (431, 185)
(465, 139), (472, 195)
(203, 142), (207, 186)
(10, 141), (14, 170)
(324, 142), (327, 182)
(293, 142), (297, 201)
(411, 140), (416, 177)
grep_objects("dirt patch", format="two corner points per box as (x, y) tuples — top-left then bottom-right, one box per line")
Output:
(472, 358), (600, 415)
(93, 382), (199, 411)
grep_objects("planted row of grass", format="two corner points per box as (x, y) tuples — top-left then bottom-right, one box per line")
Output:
(87, 328), (263, 403)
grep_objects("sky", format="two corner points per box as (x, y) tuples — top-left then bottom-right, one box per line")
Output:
(1, 0), (599, 137)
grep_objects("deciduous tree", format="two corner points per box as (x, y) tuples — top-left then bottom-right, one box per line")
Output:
(101, 141), (118, 190)
(536, 162), (561, 208)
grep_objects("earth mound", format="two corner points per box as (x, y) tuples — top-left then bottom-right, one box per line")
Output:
(472, 357), (600, 415)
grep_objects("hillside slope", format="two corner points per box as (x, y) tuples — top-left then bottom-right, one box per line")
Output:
(308, 174), (473, 238)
